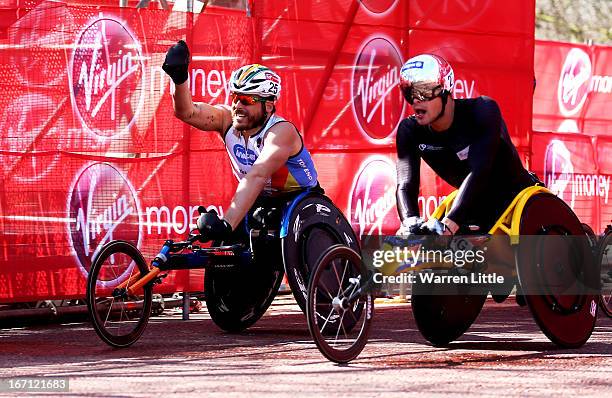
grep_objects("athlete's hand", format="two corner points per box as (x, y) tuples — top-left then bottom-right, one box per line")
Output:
(196, 207), (232, 242)
(418, 218), (453, 236)
(162, 40), (190, 85)
(395, 216), (424, 236)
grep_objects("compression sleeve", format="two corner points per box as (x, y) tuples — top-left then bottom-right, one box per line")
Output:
(446, 98), (502, 224)
(396, 120), (421, 222)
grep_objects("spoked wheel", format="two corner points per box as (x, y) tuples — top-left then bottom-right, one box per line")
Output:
(597, 229), (612, 318)
(205, 238), (284, 332)
(411, 269), (488, 346)
(515, 193), (599, 347)
(307, 245), (373, 363)
(86, 240), (153, 347)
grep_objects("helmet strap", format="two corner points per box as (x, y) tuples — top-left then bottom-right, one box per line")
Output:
(431, 91), (449, 124)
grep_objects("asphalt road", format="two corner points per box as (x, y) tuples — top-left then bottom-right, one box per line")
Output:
(0, 295), (610, 397)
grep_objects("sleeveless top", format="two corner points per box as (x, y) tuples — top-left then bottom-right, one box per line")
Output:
(223, 114), (318, 196)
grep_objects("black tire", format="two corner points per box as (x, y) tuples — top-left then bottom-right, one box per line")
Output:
(597, 230), (612, 318)
(515, 193), (598, 347)
(307, 245), (373, 363)
(205, 237), (284, 332)
(411, 269), (487, 346)
(86, 240), (152, 347)
(282, 194), (359, 313)
(581, 223), (598, 248)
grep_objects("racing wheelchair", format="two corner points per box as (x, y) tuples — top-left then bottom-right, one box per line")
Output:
(597, 224), (612, 318)
(305, 185), (601, 363)
(85, 188), (361, 348)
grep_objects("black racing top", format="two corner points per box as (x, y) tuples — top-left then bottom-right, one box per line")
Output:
(395, 96), (536, 225)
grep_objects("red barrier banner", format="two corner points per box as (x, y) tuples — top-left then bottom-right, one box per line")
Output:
(531, 132), (610, 233)
(533, 41), (612, 135)
(0, 0), (535, 302)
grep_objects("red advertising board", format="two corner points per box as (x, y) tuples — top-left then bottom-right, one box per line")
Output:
(1, 0), (539, 302)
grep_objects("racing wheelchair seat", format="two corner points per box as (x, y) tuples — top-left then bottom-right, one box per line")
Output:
(410, 186), (599, 348)
(203, 187), (360, 331)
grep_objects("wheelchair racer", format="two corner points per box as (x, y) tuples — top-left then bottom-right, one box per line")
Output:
(162, 41), (319, 240)
(395, 54), (541, 237)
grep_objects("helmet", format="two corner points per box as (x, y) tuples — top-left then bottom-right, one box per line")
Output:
(399, 54), (454, 102)
(229, 64), (281, 99)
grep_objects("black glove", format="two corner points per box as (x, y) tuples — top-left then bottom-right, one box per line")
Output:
(162, 40), (190, 85)
(196, 207), (232, 242)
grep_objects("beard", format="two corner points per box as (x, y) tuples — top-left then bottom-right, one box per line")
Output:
(232, 107), (267, 131)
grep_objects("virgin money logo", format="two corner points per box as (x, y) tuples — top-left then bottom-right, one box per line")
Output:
(348, 156), (400, 236)
(67, 163), (142, 281)
(69, 17), (145, 138)
(0, 94), (66, 182)
(359, 0), (399, 15)
(557, 48), (592, 117)
(544, 139), (574, 205)
(8, 1), (74, 88)
(351, 36), (404, 143)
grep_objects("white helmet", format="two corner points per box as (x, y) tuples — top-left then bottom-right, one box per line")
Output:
(399, 54), (454, 102)
(229, 64), (281, 99)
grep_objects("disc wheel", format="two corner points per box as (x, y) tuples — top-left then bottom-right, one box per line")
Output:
(411, 269), (487, 346)
(307, 245), (373, 363)
(205, 238), (284, 332)
(283, 195), (359, 313)
(515, 193), (598, 347)
(86, 240), (152, 347)
(597, 230), (612, 318)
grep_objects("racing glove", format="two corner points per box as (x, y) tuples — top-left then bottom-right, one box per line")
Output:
(419, 218), (455, 236)
(395, 216), (424, 236)
(162, 40), (190, 85)
(196, 207), (232, 242)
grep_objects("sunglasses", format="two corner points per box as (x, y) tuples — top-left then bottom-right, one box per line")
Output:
(401, 84), (443, 105)
(230, 93), (268, 106)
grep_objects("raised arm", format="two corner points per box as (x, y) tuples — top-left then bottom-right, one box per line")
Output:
(172, 83), (231, 133)
(162, 40), (231, 134)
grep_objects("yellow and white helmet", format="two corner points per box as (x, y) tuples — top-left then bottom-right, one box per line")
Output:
(229, 64), (281, 99)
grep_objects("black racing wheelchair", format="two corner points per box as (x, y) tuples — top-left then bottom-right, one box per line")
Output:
(306, 185), (602, 362)
(85, 188), (372, 359)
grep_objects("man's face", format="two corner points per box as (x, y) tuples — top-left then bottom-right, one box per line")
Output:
(401, 83), (444, 125)
(231, 93), (268, 131)
(411, 96), (443, 125)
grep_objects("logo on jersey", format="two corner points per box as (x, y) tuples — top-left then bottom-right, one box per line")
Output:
(418, 144), (444, 152)
(359, 0), (399, 15)
(69, 17), (145, 138)
(351, 36), (404, 143)
(67, 163), (142, 283)
(557, 48), (592, 117)
(348, 156), (400, 236)
(233, 144), (257, 165)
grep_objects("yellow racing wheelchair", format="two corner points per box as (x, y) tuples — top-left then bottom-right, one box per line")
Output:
(407, 186), (600, 348)
(307, 185), (601, 363)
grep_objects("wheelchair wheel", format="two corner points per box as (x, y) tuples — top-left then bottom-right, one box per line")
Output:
(205, 238), (284, 332)
(87, 240), (152, 347)
(515, 193), (598, 347)
(411, 270), (487, 346)
(597, 230), (612, 318)
(307, 245), (373, 363)
(283, 194), (360, 313)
